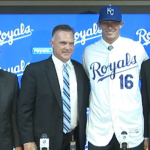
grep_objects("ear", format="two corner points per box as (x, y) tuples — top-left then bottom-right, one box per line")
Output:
(97, 22), (101, 28)
(50, 40), (54, 48)
(120, 22), (124, 28)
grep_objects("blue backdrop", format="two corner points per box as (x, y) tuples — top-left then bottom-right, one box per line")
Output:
(0, 14), (150, 150)
(0, 14), (150, 87)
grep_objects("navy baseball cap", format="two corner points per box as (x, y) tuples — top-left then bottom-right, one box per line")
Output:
(98, 5), (122, 22)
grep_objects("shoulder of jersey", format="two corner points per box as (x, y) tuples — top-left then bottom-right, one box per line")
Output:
(85, 40), (100, 51)
(121, 37), (142, 46)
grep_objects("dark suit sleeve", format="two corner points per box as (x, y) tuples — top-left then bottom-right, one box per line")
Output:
(141, 61), (149, 138)
(17, 65), (37, 144)
(12, 75), (22, 147)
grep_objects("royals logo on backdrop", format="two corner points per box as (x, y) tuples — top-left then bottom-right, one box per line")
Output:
(0, 60), (30, 77)
(0, 23), (33, 46)
(136, 28), (150, 46)
(74, 23), (102, 45)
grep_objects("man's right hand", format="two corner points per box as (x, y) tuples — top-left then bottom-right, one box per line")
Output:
(24, 142), (37, 150)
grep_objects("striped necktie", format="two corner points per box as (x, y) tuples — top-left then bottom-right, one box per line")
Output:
(62, 63), (71, 133)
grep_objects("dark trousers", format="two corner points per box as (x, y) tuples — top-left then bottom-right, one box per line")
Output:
(88, 134), (144, 150)
(61, 132), (72, 150)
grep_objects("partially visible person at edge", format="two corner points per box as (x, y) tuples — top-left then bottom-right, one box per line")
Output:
(82, 5), (149, 150)
(0, 50), (22, 150)
(141, 59), (150, 150)
(17, 24), (90, 150)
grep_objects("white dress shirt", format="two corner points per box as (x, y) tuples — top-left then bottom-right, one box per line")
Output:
(52, 55), (78, 131)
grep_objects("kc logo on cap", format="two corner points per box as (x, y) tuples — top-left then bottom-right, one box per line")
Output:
(98, 5), (122, 22)
(107, 7), (114, 15)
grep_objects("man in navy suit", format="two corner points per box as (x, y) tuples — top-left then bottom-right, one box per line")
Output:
(17, 24), (90, 150)
(0, 69), (22, 150)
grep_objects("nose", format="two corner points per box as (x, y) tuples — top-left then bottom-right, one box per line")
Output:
(107, 22), (113, 28)
(65, 43), (70, 50)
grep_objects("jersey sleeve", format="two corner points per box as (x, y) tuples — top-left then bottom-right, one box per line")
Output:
(82, 47), (90, 78)
(139, 42), (149, 62)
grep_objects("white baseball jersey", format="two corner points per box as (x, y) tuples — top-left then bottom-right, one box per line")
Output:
(82, 36), (149, 148)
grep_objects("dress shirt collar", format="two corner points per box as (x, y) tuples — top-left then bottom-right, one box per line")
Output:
(52, 54), (72, 71)
(101, 36), (121, 50)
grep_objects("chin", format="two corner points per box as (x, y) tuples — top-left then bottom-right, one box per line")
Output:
(62, 57), (70, 62)
(63, 54), (71, 58)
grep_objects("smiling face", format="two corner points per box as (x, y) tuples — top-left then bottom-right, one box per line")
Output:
(50, 30), (74, 63)
(98, 20), (124, 44)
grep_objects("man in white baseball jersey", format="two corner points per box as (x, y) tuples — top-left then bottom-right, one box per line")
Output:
(82, 5), (149, 150)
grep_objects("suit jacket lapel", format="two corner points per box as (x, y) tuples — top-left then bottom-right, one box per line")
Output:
(0, 70), (6, 113)
(73, 62), (83, 114)
(45, 57), (62, 111)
